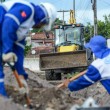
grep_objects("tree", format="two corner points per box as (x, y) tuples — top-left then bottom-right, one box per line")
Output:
(84, 14), (110, 42)
(54, 18), (64, 25)
(24, 45), (31, 56)
(31, 28), (42, 33)
(84, 22), (94, 42)
(98, 15), (110, 39)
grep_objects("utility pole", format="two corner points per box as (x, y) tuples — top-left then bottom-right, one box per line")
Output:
(73, 0), (75, 19)
(91, 0), (97, 35)
(57, 10), (69, 25)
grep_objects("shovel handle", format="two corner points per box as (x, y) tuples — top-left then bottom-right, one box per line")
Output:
(7, 63), (32, 108)
(57, 70), (87, 88)
(13, 69), (32, 107)
(13, 70), (32, 107)
(13, 70), (23, 87)
(7, 63), (23, 87)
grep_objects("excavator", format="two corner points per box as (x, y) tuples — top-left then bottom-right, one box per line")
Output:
(39, 10), (93, 80)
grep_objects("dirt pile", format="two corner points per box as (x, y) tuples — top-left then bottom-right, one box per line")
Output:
(6, 86), (84, 110)
(2, 67), (110, 110)
(0, 96), (29, 110)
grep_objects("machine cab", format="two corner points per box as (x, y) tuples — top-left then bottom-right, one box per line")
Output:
(54, 24), (84, 52)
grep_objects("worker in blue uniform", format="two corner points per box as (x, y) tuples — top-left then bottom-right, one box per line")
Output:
(63, 35), (110, 94)
(0, 0), (57, 97)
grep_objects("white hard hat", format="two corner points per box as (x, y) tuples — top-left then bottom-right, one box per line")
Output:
(40, 3), (57, 31)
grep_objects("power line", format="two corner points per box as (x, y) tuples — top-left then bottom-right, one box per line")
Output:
(51, 0), (63, 5)
(99, 1), (109, 9)
(76, 14), (93, 24)
(75, 0), (83, 11)
(97, 0), (110, 18)
(79, 1), (90, 20)
(100, 0), (110, 6)
(80, 0), (88, 10)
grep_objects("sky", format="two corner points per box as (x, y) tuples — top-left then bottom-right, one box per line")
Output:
(28, 0), (110, 25)
(6, 0), (110, 25)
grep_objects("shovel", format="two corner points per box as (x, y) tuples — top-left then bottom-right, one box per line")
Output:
(57, 70), (87, 88)
(7, 62), (33, 109)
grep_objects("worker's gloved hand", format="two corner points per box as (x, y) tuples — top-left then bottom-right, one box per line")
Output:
(2, 52), (17, 62)
(63, 79), (70, 88)
(19, 79), (29, 95)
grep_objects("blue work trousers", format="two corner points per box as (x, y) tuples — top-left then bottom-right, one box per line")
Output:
(0, 6), (7, 97)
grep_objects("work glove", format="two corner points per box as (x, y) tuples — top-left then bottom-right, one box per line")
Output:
(19, 79), (29, 95)
(2, 52), (17, 62)
(63, 79), (70, 88)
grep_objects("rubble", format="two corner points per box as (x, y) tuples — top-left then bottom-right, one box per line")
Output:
(0, 96), (29, 110)
(1, 66), (110, 110)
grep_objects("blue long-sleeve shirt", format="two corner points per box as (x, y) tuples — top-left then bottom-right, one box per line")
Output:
(1, 0), (47, 79)
(2, 1), (35, 53)
(68, 49), (110, 94)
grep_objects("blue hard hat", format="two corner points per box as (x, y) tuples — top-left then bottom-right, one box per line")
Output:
(85, 35), (108, 58)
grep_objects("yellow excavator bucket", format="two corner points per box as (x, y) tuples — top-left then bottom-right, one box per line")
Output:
(58, 45), (79, 52)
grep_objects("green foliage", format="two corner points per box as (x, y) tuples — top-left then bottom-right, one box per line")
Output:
(31, 28), (42, 33)
(84, 14), (110, 42)
(54, 18), (64, 25)
(24, 45), (31, 56)
(66, 72), (79, 79)
(98, 15), (110, 39)
(84, 22), (94, 42)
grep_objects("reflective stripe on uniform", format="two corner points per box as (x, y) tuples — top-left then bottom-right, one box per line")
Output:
(39, 5), (48, 23)
(0, 79), (4, 83)
(83, 75), (95, 84)
(100, 77), (110, 81)
(15, 42), (25, 49)
(5, 13), (20, 25)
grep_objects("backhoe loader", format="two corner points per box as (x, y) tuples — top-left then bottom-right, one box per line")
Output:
(39, 23), (93, 80)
